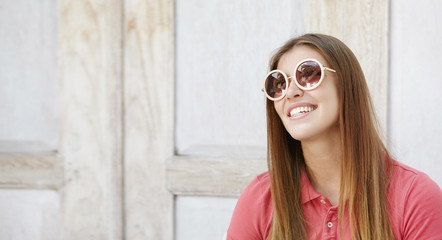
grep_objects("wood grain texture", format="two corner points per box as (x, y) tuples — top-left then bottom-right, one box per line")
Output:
(58, 0), (123, 239)
(306, 0), (389, 137)
(0, 153), (63, 189)
(167, 156), (267, 197)
(123, 0), (174, 239)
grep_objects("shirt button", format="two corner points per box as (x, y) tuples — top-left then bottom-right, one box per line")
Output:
(327, 222), (333, 228)
(320, 199), (326, 204)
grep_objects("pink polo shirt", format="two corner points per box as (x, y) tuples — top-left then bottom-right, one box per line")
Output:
(227, 161), (442, 239)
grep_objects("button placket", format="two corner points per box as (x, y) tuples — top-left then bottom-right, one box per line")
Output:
(324, 208), (337, 239)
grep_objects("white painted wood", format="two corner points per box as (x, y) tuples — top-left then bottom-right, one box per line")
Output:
(0, 153), (62, 189)
(178, 145), (266, 159)
(167, 156), (267, 197)
(0, 0), (58, 151)
(389, 0), (442, 186)
(175, 196), (237, 240)
(172, 1), (392, 239)
(0, 189), (59, 240)
(58, 0), (123, 239)
(0, 141), (57, 153)
(306, 0), (389, 138)
(0, 2), (61, 240)
(123, 0), (174, 239)
(175, 0), (296, 156)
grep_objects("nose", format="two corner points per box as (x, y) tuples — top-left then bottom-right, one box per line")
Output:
(285, 77), (304, 99)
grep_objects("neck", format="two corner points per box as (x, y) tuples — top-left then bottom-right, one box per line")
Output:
(301, 130), (341, 205)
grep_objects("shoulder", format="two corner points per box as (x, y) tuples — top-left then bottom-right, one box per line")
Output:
(389, 161), (442, 239)
(231, 172), (271, 213)
(389, 160), (442, 206)
(227, 172), (272, 240)
(252, 172), (271, 195)
(391, 161), (431, 182)
(390, 161), (441, 201)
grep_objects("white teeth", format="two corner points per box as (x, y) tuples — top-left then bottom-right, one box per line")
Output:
(290, 106), (315, 117)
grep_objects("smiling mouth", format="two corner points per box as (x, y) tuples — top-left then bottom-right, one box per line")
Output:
(289, 106), (317, 118)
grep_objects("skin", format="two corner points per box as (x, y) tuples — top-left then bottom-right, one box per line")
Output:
(274, 45), (342, 205)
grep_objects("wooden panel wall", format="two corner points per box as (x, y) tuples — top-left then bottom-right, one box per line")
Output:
(59, 0), (175, 238)
(58, 0), (123, 239)
(168, 0), (390, 198)
(0, 0), (391, 239)
(389, 0), (442, 185)
(307, 0), (389, 135)
(0, 2), (61, 239)
(167, 156), (267, 197)
(169, 0), (295, 199)
(0, 0), (58, 151)
(0, 189), (60, 240)
(174, 0), (294, 156)
(0, 153), (62, 189)
(123, 0), (174, 239)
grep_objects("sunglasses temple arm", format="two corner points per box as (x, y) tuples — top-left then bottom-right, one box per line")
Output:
(324, 67), (336, 73)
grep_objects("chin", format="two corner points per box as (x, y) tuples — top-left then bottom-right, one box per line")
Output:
(286, 130), (312, 141)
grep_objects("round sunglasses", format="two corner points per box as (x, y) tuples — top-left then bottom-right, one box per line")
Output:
(262, 58), (336, 101)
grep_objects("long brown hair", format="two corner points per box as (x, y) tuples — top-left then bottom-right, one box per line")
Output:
(266, 34), (394, 239)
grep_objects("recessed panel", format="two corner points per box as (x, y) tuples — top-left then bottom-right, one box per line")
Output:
(0, 0), (58, 152)
(389, 0), (442, 186)
(0, 189), (60, 240)
(175, 196), (237, 240)
(175, 0), (298, 157)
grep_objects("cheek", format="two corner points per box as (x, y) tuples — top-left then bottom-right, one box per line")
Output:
(274, 101), (285, 118)
(331, 88), (340, 110)
(326, 91), (339, 107)
(324, 90), (340, 120)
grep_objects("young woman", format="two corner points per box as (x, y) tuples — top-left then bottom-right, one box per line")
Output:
(227, 34), (442, 239)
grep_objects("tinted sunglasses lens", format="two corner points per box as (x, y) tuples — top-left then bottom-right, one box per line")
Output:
(295, 61), (322, 89)
(265, 71), (287, 99)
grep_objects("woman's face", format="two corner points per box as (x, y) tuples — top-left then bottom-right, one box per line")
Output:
(274, 45), (340, 142)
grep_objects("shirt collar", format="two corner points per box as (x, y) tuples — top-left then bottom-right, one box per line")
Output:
(300, 170), (322, 204)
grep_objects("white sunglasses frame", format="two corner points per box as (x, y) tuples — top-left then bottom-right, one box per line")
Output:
(262, 58), (336, 101)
